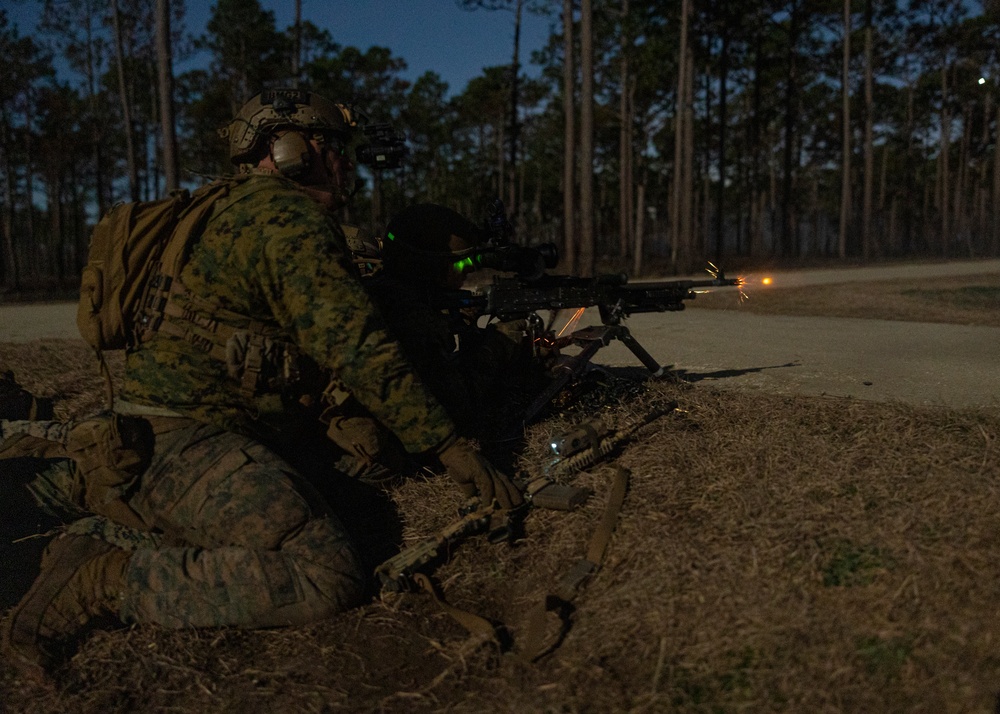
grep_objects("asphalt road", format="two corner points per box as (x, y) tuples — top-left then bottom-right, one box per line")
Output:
(596, 259), (1000, 408)
(2, 259), (998, 409)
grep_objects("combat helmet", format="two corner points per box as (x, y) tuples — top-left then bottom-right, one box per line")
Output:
(383, 204), (489, 284)
(220, 88), (358, 165)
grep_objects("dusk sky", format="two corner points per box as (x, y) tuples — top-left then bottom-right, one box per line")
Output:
(6, 0), (558, 96)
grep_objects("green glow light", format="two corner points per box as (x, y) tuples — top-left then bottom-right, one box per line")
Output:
(387, 232), (395, 241)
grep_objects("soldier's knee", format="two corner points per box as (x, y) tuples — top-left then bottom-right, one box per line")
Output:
(217, 464), (315, 550)
(282, 517), (365, 618)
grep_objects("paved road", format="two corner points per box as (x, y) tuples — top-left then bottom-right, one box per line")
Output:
(594, 310), (999, 408)
(1, 302), (81, 342)
(597, 259), (1000, 408)
(2, 259), (998, 408)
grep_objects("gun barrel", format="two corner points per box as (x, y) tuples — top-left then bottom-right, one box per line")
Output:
(442, 274), (739, 321)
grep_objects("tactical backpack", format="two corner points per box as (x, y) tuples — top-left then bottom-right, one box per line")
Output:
(76, 180), (237, 406)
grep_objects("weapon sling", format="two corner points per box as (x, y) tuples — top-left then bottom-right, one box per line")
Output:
(394, 465), (630, 661)
(518, 464), (630, 662)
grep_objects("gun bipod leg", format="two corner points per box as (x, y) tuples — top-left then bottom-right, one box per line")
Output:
(615, 326), (663, 376)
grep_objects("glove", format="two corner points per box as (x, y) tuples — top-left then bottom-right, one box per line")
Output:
(493, 318), (528, 345)
(437, 437), (523, 510)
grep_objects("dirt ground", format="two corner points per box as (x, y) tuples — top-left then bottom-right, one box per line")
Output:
(2, 272), (999, 713)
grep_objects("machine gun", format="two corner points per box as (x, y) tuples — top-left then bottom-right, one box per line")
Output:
(442, 247), (741, 429)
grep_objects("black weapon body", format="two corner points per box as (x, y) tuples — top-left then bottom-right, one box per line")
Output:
(443, 271), (738, 430)
(447, 272), (738, 325)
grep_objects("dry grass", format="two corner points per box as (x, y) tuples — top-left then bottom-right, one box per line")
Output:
(693, 272), (1000, 327)
(2, 280), (999, 713)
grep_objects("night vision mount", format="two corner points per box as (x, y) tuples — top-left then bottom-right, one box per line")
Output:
(355, 123), (409, 170)
(460, 198), (558, 281)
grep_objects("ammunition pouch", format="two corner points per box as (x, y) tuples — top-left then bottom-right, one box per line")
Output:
(140, 271), (305, 401)
(66, 415), (153, 529)
(0, 415), (152, 530)
(224, 328), (303, 398)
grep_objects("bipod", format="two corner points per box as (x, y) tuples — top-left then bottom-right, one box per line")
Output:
(508, 323), (666, 440)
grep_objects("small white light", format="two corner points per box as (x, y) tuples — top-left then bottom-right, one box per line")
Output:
(980, 77), (987, 85)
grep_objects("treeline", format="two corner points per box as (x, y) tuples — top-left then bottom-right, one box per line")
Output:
(1, 0), (999, 294)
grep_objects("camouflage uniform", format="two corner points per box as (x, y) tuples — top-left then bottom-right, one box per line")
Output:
(107, 174), (456, 627)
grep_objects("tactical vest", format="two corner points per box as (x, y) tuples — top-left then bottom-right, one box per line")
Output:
(135, 177), (307, 402)
(78, 174), (309, 407)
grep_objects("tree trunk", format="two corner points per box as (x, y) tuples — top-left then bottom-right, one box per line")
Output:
(22, 95), (36, 282)
(112, 0), (140, 202)
(839, 0), (851, 259)
(633, 178), (646, 276)
(903, 79), (915, 252)
(993, 106), (1000, 255)
(977, 96), (992, 253)
(862, 0), (874, 259)
(939, 66), (950, 255)
(714, 4), (729, 264)
(954, 101), (971, 255)
(681, 43), (694, 270)
(780, 1), (800, 258)
(0, 117), (18, 291)
(84, 4), (107, 217)
(496, 120), (505, 204)
(578, 0), (595, 276)
(671, 0), (690, 273)
(157, 0), (180, 192)
(618, 0), (631, 261)
(888, 194), (897, 254)
(48, 173), (63, 283)
(561, 0), (576, 273)
(292, 0), (302, 86)
(749, 29), (763, 258)
(508, 0), (524, 216)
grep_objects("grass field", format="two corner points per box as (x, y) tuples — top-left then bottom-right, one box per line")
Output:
(1, 273), (999, 713)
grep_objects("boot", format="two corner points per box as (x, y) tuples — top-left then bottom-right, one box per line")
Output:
(2, 534), (130, 681)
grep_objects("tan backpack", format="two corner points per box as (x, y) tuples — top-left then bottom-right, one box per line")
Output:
(76, 180), (237, 405)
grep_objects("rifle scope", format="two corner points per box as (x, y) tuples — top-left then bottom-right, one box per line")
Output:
(454, 242), (559, 281)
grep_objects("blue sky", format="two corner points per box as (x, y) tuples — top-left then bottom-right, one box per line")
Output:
(6, 0), (558, 97)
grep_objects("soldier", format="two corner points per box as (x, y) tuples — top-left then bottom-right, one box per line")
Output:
(2, 89), (521, 680)
(370, 203), (543, 438)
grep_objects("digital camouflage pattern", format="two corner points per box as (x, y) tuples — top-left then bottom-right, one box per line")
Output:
(94, 174), (456, 627)
(114, 417), (364, 628)
(121, 174), (454, 453)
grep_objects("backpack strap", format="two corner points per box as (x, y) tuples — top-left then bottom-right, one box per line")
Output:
(134, 179), (245, 349)
(134, 177), (305, 400)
